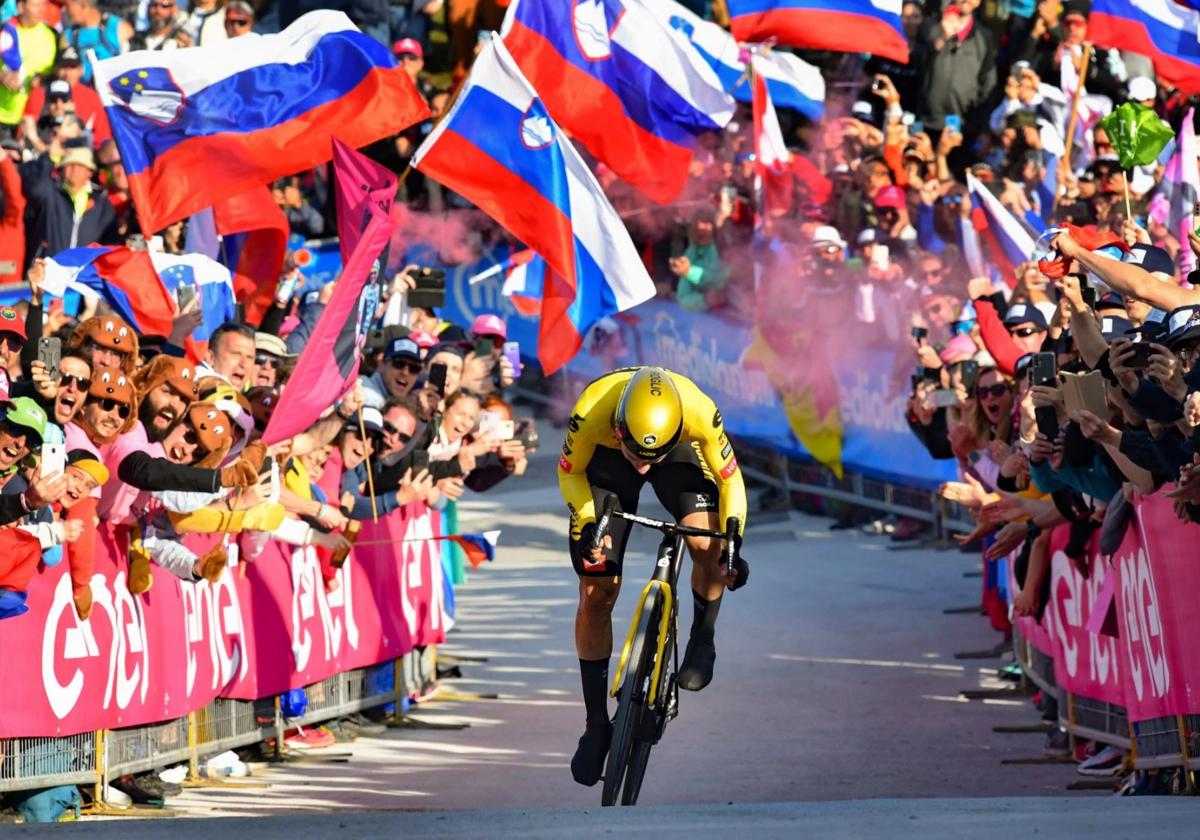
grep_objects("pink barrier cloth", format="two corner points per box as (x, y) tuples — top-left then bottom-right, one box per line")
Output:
(1007, 493), (1200, 722)
(0, 504), (443, 738)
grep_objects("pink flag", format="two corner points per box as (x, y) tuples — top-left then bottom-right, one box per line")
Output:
(262, 207), (394, 444)
(332, 137), (397, 265)
(1164, 107), (1199, 276)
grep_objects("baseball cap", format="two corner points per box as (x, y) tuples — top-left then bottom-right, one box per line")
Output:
(66, 448), (109, 486)
(1128, 76), (1156, 103)
(874, 184), (906, 210)
(850, 100), (875, 123)
(1096, 291), (1125, 312)
(939, 334), (977, 365)
(1099, 315), (1133, 342)
(1002, 302), (1048, 330)
(1164, 305), (1200, 349)
(57, 47), (81, 67)
(385, 337), (422, 362)
(811, 225), (848, 250)
(393, 37), (423, 59)
(471, 313), (507, 340)
(47, 80), (72, 101)
(357, 406), (384, 435)
(1125, 243), (1176, 278)
(0, 306), (25, 341)
(6, 397), (47, 444)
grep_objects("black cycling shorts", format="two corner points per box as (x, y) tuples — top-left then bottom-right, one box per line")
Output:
(569, 442), (720, 578)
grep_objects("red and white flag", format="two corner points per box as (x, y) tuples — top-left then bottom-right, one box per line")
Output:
(752, 72), (791, 216)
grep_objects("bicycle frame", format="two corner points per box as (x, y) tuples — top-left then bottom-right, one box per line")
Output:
(610, 531), (684, 708)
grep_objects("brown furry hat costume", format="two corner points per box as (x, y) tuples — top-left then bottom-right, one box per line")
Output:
(67, 315), (139, 374)
(76, 369), (139, 445)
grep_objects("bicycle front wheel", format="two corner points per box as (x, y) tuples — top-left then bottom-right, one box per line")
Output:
(602, 591), (661, 807)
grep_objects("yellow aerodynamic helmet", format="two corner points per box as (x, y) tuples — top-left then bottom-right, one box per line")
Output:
(613, 367), (683, 460)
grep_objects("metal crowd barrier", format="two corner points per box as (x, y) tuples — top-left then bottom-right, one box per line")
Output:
(0, 657), (412, 802)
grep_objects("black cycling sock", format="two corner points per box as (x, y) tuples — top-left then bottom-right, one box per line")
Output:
(579, 658), (610, 728)
(690, 590), (722, 644)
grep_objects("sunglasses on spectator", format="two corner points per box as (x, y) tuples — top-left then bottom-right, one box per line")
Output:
(181, 426), (210, 458)
(225, 16), (251, 28)
(149, 1), (175, 7)
(87, 397), (131, 419)
(1009, 327), (1043, 338)
(390, 359), (422, 373)
(60, 374), (90, 390)
(977, 383), (1010, 399)
(255, 353), (279, 367)
(382, 421), (412, 443)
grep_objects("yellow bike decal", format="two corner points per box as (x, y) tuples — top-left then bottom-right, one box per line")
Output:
(610, 579), (674, 708)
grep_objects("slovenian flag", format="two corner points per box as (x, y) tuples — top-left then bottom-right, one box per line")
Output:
(447, 531), (501, 569)
(41, 247), (177, 336)
(413, 38), (655, 375)
(651, 0), (825, 121)
(93, 11), (429, 236)
(727, 0), (910, 65)
(471, 250), (547, 317)
(1088, 1), (1200, 95)
(501, 0), (735, 205)
(966, 173), (1040, 286)
(151, 252), (236, 342)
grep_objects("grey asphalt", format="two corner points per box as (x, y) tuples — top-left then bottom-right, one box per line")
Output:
(24, 447), (1179, 833)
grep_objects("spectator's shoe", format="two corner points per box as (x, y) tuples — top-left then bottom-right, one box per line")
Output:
(347, 713), (388, 735)
(133, 773), (181, 798)
(1078, 745), (1125, 776)
(324, 720), (358, 743)
(73, 584), (92, 620)
(110, 775), (164, 807)
(198, 545), (227, 583)
(889, 518), (929, 542)
(1044, 728), (1070, 758)
(284, 726), (336, 750)
(677, 637), (716, 692)
(570, 721), (612, 786)
(128, 550), (153, 595)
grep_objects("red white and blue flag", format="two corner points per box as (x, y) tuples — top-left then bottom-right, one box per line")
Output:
(752, 72), (791, 215)
(93, 11), (429, 236)
(1089, 1), (1200, 95)
(413, 39), (655, 375)
(652, 0), (825, 121)
(966, 172), (1039, 285)
(727, 0), (909, 65)
(470, 250), (547, 316)
(213, 187), (290, 327)
(445, 531), (501, 569)
(151, 252), (236, 342)
(41, 247), (178, 336)
(500, 0), (734, 204)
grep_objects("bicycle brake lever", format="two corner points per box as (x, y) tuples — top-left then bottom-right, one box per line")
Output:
(723, 517), (738, 578)
(592, 495), (618, 555)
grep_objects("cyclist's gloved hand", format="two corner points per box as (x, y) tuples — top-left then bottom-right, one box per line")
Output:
(729, 556), (749, 591)
(577, 521), (596, 549)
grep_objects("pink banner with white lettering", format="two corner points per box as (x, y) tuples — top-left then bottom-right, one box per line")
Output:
(0, 504), (443, 738)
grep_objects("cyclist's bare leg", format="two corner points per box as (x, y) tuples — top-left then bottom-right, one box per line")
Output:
(575, 575), (621, 659)
(680, 510), (727, 600)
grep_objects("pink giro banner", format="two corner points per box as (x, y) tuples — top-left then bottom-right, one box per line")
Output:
(0, 504), (443, 738)
(1007, 494), (1200, 722)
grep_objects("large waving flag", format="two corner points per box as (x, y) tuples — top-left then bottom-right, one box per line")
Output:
(1089, 1), (1200, 95)
(94, 11), (429, 236)
(500, 0), (735, 204)
(471, 250), (547, 316)
(650, 0), (824, 121)
(753, 73), (792, 215)
(213, 187), (290, 327)
(966, 173), (1039, 285)
(42, 247), (177, 336)
(1164, 107), (1200, 275)
(728, 0), (909, 64)
(263, 143), (396, 445)
(413, 38), (655, 374)
(151, 252), (236, 342)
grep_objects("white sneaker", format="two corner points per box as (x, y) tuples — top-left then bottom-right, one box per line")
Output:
(1078, 744), (1125, 776)
(158, 765), (187, 784)
(104, 784), (132, 807)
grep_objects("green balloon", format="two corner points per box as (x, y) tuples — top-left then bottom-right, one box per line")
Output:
(1098, 102), (1175, 170)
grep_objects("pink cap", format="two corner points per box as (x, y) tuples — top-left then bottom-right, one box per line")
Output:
(875, 184), (907, 210)
(939, 333), (977, 365)
(409, 330), (438, 349)
(471, 313), (507, 340)
(392, 38), (423, 58)
(279, 315), (301, 338)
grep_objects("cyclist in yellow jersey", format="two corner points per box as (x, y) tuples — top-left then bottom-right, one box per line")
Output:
(558, 366), (748, 786)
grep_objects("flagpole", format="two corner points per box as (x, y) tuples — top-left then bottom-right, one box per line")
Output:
(1054, 43), (1092, 217)
(358, 407), (379, 523)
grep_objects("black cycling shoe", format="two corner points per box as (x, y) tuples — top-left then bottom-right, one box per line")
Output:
(677, 637), (716, 691)
(570, 721), (613, 786)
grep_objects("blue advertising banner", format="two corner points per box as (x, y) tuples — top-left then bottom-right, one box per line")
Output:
(436, 250), (957, 489)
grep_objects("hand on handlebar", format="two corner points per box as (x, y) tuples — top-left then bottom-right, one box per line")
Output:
(578, 522), (612, 571)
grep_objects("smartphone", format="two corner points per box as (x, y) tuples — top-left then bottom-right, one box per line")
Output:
(408, 268), (446, 310)
(670, 232), (686, 259)
(428, 362), (448, 395)
(474, 336), (495, 358)
(514, 418), (539, 450)
(1030, 352), (1060, 440)
(932, 389), (959, 408)
(959, 359), (980, 393)
(502, 341), (522, 375)
(944, 114), (962, 134)
(410, 449), (430, 474)
(41, 442), (65, 480)
(176, 282), (197, 312)
(910, 120), (924, 135)
(37, 336), (61, 382)
(870, 244), (890, 272)
(912, 326), (928, 345)
(720, 184), (737, 204)
(1125, 341), (1154, 370)
(478, 410), (503, 439)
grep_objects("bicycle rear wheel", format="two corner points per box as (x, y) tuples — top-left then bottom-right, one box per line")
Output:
(602, 592), (661, 807)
